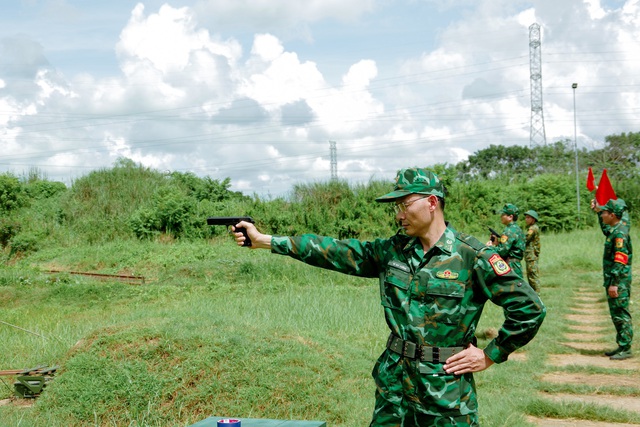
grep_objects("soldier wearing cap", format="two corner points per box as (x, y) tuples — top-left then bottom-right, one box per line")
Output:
(524, 210), (541, 293)
(231, 167), (546, 426)
(592, 197), (633, 360)
(487, 204), (527, 280)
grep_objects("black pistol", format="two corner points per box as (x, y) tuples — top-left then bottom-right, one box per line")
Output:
(207, 216), (255, 247)
(488, 226), (501, 243)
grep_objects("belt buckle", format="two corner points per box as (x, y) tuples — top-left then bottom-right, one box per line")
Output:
(402, 340), (417, 359)
(419, 346), (440, 363)
(432, 347), (440, 364)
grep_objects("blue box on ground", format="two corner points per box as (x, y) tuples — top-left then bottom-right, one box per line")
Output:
(189, 417), (327, 427)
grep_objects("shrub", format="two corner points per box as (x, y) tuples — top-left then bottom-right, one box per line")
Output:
(0, 173), (25, 212)
(0, 218), (21, 248)
(9, 232), (40, 257)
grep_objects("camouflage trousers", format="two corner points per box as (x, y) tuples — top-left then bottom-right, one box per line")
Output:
(369, 352), (479, 427)
(369, 390), (479, 426)
(606, 285), (633, 349)
(525, 256), (540, 293)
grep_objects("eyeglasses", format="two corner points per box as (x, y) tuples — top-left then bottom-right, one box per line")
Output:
(393, 196), (429, 214)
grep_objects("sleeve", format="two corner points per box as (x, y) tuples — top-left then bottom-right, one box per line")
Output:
(609, 231), (631, 286)
(526, 227), (534, 244)
(271, 234), (382, 278)
(473, 248), (546, 363)
(597, 213), (612, 236)
(493, 228), (515, 258)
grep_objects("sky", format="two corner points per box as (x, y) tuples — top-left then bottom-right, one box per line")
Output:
(1, 0), (639, 197)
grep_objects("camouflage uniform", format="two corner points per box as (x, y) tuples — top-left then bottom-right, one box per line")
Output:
(524, 210), (541, 293)
(493, 204), (526, 279)
(271, 225), (546, 426)
(598, 199), (633, 353)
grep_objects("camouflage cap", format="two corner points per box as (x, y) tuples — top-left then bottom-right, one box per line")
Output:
(524, 210), (539, 221)
(500, 203), (519, 216)
(602, 198), (627, 218)
(375, 167), (445, 203)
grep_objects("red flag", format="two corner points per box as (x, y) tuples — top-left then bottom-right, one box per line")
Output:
(586, 167), (596, 192)
(595, 168), (616, 206)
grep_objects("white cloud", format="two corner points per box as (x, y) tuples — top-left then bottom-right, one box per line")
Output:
(193, 0), (376, 31)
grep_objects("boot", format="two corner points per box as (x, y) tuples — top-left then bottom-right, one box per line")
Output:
(604, 347), (623, 356)
(610, 349), (633, 360)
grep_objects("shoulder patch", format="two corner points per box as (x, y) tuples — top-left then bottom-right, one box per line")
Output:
(489, 254), (511, 276)
(615, 238), (624, 249)
(500, 235), (508, 244)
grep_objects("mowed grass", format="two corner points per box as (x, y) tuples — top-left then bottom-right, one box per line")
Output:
(0, 227), (639, 427)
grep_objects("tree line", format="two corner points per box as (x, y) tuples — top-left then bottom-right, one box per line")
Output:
(0, 133), (637, 257)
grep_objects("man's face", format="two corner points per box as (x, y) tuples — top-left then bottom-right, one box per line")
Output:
(600, 210), (617, 226)
(525, 215), (535, 226)
(394, 194), (435, 236)
(500, 213), (512, 225)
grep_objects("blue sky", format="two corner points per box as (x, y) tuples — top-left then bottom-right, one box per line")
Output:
(1, 0), (639, 196)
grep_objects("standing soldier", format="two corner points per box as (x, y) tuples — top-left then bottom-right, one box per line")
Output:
(524, 210), (541, 293)
(487, 204), (527, 279)
(592, 198), (633, 360)
(230, 168), (546, 426)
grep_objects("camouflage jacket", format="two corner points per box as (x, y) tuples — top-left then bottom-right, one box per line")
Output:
(525, 223), (541, 260)
(494, 222), (526, 261)
(271, 224), (546, 364)
(599, 216), (633, 289)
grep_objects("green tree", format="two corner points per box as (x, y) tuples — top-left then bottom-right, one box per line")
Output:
(0, 173), (24, 212)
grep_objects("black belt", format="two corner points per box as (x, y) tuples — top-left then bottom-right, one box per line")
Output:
(386, 334), (464, 364)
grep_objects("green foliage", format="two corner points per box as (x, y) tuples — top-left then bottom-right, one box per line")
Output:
(151, 186), (194, 235)
(9, 231), (40, 256)
(520, 174), (594, 232)
(23, 180), (67, 200)
(0, 172), (25, 212)
(1, 131), (638, 252)
(0, 218), (21, 247)
(460, 144), (536, 179)
(129, 207), (161, 240)
(284, 179), (396, 239)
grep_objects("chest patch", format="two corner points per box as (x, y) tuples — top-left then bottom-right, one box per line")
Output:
(489, 254), (511, 276)
(435, 269), (459, 279)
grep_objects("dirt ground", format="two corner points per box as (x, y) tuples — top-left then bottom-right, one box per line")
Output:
(533, 287), (640, 426)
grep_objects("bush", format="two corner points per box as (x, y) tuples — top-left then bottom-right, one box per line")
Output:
(24, 180), (67, 200)
(0, 173), (25, 212)
(9, 232), (40, 256)
(0, 218), (21, 248)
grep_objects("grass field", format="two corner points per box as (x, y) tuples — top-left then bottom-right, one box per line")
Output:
(0, 227), (638, 426)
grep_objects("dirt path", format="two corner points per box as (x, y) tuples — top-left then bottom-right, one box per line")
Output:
(534, 287), (640, 426)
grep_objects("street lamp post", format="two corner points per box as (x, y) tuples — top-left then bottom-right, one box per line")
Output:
(572, 83), (579, 223)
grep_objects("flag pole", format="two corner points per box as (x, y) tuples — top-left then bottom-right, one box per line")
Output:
(572, 83), (580, 223)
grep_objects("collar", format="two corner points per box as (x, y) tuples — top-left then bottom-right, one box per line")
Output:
(402, 224), (455, 256)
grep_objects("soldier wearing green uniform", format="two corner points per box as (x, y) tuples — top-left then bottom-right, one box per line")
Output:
(524, 210), (541, 293)
(231, 168), (546, 426)
(592, 198), (633, 360)
(488, 204), (526, 280)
